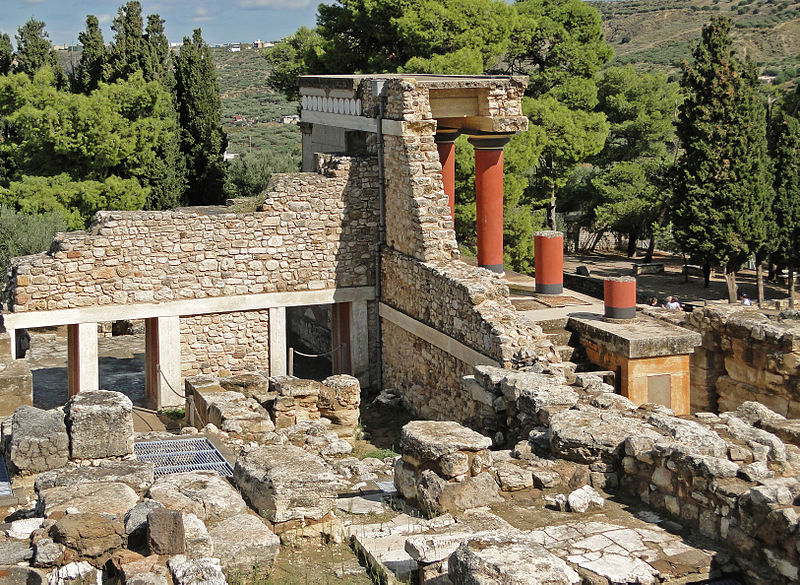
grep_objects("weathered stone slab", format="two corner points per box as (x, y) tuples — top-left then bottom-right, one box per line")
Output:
(233, 444), (336, 523)
(182, 513), (213, 558)
(148, 470), (247, 526)
(0, 357), (33, 418)
(208, 513), (280, 579)
(147, 508), (185, 555)
(401, 421), (492, 462)
(417, 470), (502, 517)
(7, 405), (68, 474)
(0, 541), (33, 564)
(204, 391), (274, 434)
(167, 556), (227, 585)
(0, 566), (45, 584)
(65, 390), (134, 459)
(38, 481), (139, 518)
(45, 561), (99, 585)
(35, 460), (155, 496)
(448, 531), (581, 585)
(49, 513), (125, 565)
(318, 375), (361, 436)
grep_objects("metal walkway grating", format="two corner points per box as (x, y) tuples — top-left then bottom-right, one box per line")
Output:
(134, 437), (233, 479)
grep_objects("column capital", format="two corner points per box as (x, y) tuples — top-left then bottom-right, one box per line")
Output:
(467, 134), (512, 150)
(434, 127), (461, 144)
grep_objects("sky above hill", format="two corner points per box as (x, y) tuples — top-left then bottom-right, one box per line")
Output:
(1, 0), (319, 47)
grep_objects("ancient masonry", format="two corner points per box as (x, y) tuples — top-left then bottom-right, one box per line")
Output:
(0, 75), (799, 584)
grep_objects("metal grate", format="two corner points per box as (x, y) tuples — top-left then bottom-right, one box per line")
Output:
(0, 457), (11, 497)
(134, 438), (233, 479)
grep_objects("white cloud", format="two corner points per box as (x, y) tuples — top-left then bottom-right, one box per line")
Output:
(236, 0), (314, 9)
(191, 6), (214, 22)
(97, 14), (112, 25)
(22, 0), (45, 4)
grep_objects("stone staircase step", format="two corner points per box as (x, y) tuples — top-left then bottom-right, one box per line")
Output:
(555, 345), (576, 361)
(544, 329), (573, 346)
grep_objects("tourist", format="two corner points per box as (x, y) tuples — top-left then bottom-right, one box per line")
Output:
(740, 293), (753, 306)
(664, 296), (683, 310)
(648, 297), (659, 307)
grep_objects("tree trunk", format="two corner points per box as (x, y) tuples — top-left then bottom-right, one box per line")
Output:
(790, 270), (796, 309)
(703, 263), (711, 288)
(756, 257), (765, 308)
(724, 264), (738, 303)
(547, 182), (557, 230)
(626, 228), (639, 257)
(589, 229), (606, 252)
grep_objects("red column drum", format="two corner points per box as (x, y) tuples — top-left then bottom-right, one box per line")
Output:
(468, 135), (511, 273)
(534, 231), (564, 295)
(435, 129), (459, 221)
(604, 277), (637, 320)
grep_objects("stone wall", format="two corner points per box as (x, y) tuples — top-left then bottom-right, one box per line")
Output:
(644, 306), (800, 417)
(467, 366), (800, 584)
(180, 310), (270, 378)
(380, 248), (562, 428)
(6, 154), (380, 313)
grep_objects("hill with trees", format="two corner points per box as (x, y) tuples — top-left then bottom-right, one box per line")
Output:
(593, 0), (800, 84)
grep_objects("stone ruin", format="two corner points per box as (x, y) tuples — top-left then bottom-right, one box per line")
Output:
(0, 73), (798, 584)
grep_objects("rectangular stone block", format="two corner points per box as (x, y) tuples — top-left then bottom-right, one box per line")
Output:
(65, 390), (134, 459)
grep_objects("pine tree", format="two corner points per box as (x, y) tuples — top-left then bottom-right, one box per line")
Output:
(14, 18), (64, 86)
(672, 16), (771, 302)
(107, 1), (148, 82)
(769, 112), (800, 307)
(72, 15), (107, 93)
(0, 33), (12, 75)
(144, 14), (171, 85)
(174, 29), (226, 205)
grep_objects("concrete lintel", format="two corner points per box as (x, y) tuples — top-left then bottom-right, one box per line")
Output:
(301, 110), (377, 134)
(379, 303), (499, 368)
(568, 312), (702, 359)
(2, 286), (375, 330)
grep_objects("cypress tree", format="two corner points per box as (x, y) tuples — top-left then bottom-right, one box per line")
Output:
(0, 33), (12, 75)
(174, 29), (226, 205)
(769, 112), (800, 307)
(72, 15), (107, 93)
(107, 1), (148, 82)
(144, 14), (171, 85)
(14, 18), (64, 86)
(672, 16), (771, 302)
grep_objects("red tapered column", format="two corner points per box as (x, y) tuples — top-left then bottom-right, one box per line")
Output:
(604, 277), (637, 321)
(468, 135), (511, 273)
(435, 129), (459, 221)
(534, 231), (564, 294)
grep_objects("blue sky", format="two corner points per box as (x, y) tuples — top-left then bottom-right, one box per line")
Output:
(1, 0), (319, 47)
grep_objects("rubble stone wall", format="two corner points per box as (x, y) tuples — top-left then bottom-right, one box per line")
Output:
(180, 310), (271, 378)
(380, 248), (560, 426)
(646, 306), (800, 417)
(6, 154), (380, 313)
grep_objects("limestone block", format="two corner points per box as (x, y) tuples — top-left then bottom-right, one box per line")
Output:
(318, 375), (361, 436)
(566, 485), (605, 513)
(182, 513), (213, 558)
(233, 444), (337, 523)
(148, 470), (247, 526)
(35, 459), (155, 496)
(147, 508), (186, 555)
(493, 462), (533, 491)
(65, 390), (134, 459)
(646, 413), (727, 457)
(7, 405), (69, 474)
(38, 481), (139, 519)
(49, 513), (125, 565)
(125, 499), (165, 545)
(167, 556), (227, 585)
(0, 566), (45, 584)
(218, 371), (271, 401)
(33, 538), (65, 568)
(204, 391), (274, 434)
(46, 561), (100, 585)
(0, 541), (33, 564)
(208, 513), (280, 580)
(416, 470), (502, 517)
(0, 358), (33, 417)
(400, 420), (492, 463)
(448, 531), (580, 585)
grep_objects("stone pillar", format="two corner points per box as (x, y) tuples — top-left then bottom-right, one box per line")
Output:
(534, 231), (564, 295)
(349, 300), (369, 388)
(269, 307), (287, 376)
(468, 135), (511, 273)
(604, 277), (637, 320)
(435, 129), (460, 221)
(67, 323), (98, 396)
(145, 316), (182, 409)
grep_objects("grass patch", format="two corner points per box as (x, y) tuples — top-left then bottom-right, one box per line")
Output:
(160, 407), (185, 420)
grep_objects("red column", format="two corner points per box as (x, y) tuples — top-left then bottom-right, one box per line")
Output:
(604, 277), (637, 320)
(468, 135), (510, 273)
(435, 129), (459, 220)
(534, 231), (564, 294)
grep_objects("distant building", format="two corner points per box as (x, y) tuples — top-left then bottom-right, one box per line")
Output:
(228, 44), (241, 52)
(254, 40), (275, 49)
(223, 151), (239, 161)
(280, 115), (300, 125)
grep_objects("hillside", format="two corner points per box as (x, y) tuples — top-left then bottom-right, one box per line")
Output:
(211, 46), (300, 157)
(593, 0), (800, 82)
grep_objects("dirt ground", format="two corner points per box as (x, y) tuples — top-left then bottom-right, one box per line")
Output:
(562, 250), (795, 306)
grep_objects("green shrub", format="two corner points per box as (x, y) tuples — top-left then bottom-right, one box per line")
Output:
(0, 206), (68, 272)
